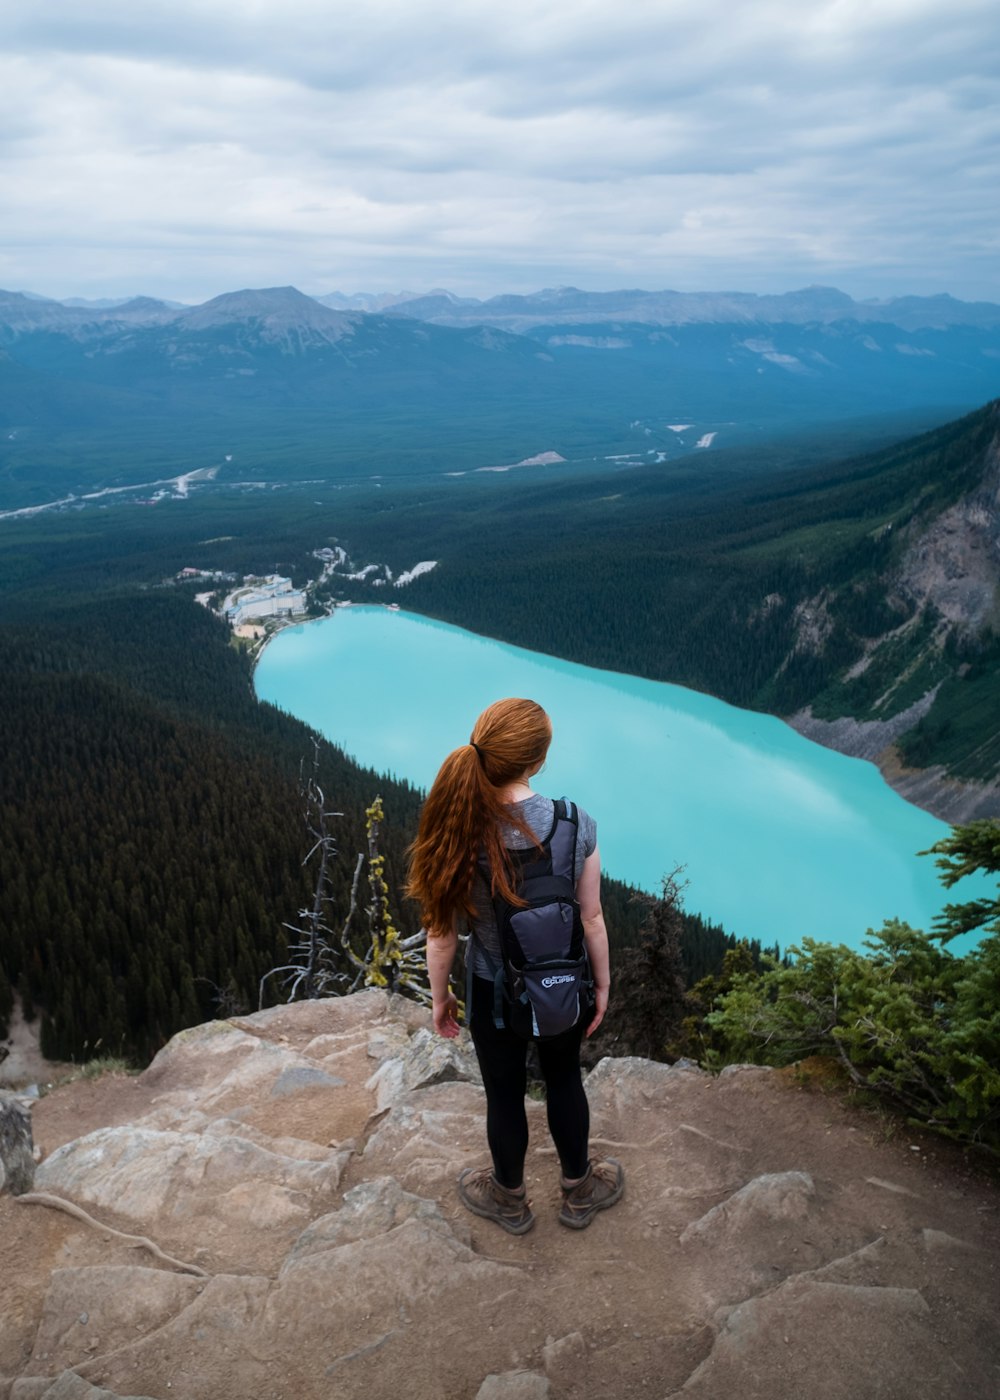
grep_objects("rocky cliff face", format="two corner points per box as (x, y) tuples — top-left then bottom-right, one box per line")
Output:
(2, 993), (998, 1400)
(897, 431), (1000, 630)
(790, 416), (1000, 818)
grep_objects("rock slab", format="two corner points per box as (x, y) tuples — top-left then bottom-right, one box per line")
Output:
(5, 992), (999, 1400)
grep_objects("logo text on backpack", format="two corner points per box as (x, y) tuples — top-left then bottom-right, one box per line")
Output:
(541, 974), (576, 988)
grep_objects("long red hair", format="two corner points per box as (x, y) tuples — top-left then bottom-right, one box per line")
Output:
(407, 698), (552, 934)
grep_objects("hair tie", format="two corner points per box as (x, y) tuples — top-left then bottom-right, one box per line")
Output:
(470, 742), (485, 764)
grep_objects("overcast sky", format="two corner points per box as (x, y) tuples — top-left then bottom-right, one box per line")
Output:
(1, 0), (998, 304)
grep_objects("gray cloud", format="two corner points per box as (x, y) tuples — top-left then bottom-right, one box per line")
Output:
(0, 0), (997, 301)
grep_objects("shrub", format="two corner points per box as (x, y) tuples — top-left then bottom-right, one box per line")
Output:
(706, 918), (1000, 1151)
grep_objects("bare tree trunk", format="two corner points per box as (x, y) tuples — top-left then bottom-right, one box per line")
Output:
(259, 741), (363, 1008)
(259, 749), (431, 1010)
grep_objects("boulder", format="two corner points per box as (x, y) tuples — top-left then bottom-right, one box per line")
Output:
(671, 1280), (935, 1400)
(35, 1124), (348, 1230)
(922, 1228), (978, 1254)
(282, 1176), (468, 1268)
(582, 1055), (703, 1116)
(717, 1063), (776, 1080)
(0, 1089), (35, 1195)
(361, 1081), (488, 1192)
(541, 1330), (587, 1384)
(138, 1023), (349, 1118)
(796, 1235), (890, 1287)
(366, 1026), (481, 1112)
(14, 1274), (274, 1400)
(680, 1172), (815, 1244)
(252, 1207), (518, 1397)
(21, 1266), (202, 1377)
(136, 1104), (344, 1161)
(674, 1172), (820, 1306)
(247, 989), (422, 1044)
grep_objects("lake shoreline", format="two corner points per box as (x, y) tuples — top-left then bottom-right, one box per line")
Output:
(254, 604), (1000, 828)
(790, 702), (1000, 824)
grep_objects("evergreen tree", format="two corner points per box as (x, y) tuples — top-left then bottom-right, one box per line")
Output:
(925, 820), (1000, 942)
(584, 870), (689, 1065)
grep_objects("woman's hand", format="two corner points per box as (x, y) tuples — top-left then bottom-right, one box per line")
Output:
(585, 984), (609, 1037)
(433, 990), (461, 1039)
(426, 924), (460, 1038)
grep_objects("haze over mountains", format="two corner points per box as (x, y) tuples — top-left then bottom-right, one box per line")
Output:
(3, 280), (1000, 515)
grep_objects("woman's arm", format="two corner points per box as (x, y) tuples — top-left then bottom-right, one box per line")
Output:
(577, 847), (610, 1036)
(425, 923), (461, 1039)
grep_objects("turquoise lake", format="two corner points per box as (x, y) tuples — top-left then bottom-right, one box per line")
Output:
(254, 605), (984, 953)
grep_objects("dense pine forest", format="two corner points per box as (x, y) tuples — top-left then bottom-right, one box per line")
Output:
(0, 589), (420, 1062)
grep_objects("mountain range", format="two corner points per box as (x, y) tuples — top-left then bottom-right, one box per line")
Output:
(2, 283), (1000, 512)
(14, 282), (1000, 331)
(379, 284), (1000, 333)
(3, 285), (998, 378)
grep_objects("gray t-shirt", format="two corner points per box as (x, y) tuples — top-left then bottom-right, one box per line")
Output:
(467, 794), (597, 980)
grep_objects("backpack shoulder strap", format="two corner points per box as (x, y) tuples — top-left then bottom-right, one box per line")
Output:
(548, 797), (579, 883)
(552, 797), (579, 827)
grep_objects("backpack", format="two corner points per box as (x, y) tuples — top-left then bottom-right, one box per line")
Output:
(478, 798), (594, 1039)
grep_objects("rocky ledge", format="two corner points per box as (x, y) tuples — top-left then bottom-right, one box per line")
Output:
(1, 992), (997, 1400)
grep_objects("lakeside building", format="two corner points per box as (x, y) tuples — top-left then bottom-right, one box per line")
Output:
(224, 575), (308, 628)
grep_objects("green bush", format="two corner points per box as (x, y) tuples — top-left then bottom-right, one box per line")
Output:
(704, 820), (1000, 1152)
(707, 922), (1000, 1150)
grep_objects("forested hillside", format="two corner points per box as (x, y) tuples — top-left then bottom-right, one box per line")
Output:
(0, 517), (756, 1064)
(0, 589), (422, 1062)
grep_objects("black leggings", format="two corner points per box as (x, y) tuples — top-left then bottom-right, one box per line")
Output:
(468, 975), (590, 1189)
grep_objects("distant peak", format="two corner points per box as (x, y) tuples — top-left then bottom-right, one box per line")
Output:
(115, 296), (171, 311)
(175, 284), (353, 347)
(203, 285), (312, 306)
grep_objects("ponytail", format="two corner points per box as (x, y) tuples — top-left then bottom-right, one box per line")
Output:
(406, 698), (551, 934)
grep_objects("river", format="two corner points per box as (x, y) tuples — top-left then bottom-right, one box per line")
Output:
(254, 605), (985, 954)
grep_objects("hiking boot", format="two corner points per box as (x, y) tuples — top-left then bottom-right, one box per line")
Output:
(558, 1158), (625, 1229)
(457, 1167), (535, 1235)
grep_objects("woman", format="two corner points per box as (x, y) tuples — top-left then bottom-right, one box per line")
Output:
(407, 697), (624, 1235)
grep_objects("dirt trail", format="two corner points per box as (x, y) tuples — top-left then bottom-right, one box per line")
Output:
(0, 999), (73, 1091)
